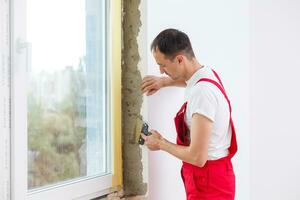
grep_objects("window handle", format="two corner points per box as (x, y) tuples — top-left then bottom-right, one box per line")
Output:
(16, 38), (31, 72)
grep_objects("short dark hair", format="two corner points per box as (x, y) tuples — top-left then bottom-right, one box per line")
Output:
(151, 28), (195, 60)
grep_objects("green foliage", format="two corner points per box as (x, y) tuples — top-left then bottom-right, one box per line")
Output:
(28, 69), (86, 189)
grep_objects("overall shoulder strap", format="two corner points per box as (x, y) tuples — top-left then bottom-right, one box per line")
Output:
(196, 78), (232, 113)
(195, 70), (237, 158)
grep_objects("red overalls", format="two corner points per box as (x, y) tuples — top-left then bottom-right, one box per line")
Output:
(174, 69), (238, 200)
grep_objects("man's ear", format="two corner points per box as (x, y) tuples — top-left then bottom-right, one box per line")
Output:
(176, 55), (184, 64)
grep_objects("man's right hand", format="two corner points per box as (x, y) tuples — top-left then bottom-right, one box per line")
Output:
(141, 75), (164, 96)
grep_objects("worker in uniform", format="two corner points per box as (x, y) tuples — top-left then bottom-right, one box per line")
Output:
(141, 28), (237, 200)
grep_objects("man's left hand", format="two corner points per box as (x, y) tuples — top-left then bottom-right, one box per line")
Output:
(141, 130), (164, 151)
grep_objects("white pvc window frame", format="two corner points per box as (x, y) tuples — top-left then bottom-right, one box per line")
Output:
(0, 0), (11, 199)
(10, 0), (115, 199)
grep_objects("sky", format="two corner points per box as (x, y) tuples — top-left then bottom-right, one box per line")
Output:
(27, 0), (86, 72)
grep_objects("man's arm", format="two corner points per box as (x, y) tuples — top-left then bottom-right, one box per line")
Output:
(141, 76), (186, 96)
(160, 76), (187, 87)
(142, 113), (212, 167)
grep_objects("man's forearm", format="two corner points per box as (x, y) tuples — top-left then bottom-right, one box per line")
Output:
(159, 138), (206, 167)
(161, 77), (187, 88)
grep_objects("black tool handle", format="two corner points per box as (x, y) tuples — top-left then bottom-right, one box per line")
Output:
(138, 123), (152, 145)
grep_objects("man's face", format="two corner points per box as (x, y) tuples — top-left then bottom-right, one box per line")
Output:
(153, 48), (182, 80)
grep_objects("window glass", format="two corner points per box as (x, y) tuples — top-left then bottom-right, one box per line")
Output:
(27, 0), (108, 190)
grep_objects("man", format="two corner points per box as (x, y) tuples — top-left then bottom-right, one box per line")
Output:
(141, 29), (237, 200)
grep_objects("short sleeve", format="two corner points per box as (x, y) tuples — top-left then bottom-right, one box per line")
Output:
(187, 85), (218, 122)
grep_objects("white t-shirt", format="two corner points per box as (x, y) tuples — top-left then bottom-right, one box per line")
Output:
(184, 66), (232, 160)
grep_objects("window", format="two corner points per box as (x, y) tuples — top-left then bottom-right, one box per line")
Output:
(10, 0), (122, 199)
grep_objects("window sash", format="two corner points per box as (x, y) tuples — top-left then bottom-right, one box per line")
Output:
(10, 0), (122, 199)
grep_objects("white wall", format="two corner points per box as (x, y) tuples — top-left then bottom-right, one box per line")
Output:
(250, 1), (300, 199)
(142, 0), (250, 199)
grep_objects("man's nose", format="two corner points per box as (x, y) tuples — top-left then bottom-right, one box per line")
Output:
(159, 66), (164, 74)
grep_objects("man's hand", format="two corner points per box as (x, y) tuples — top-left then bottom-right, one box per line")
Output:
(141, 75), (187, 95)
(141, 76), (164, 96)
(141, 130), (164, 151)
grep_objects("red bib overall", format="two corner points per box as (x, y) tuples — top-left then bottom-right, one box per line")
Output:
(174, 69), (238, 200)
